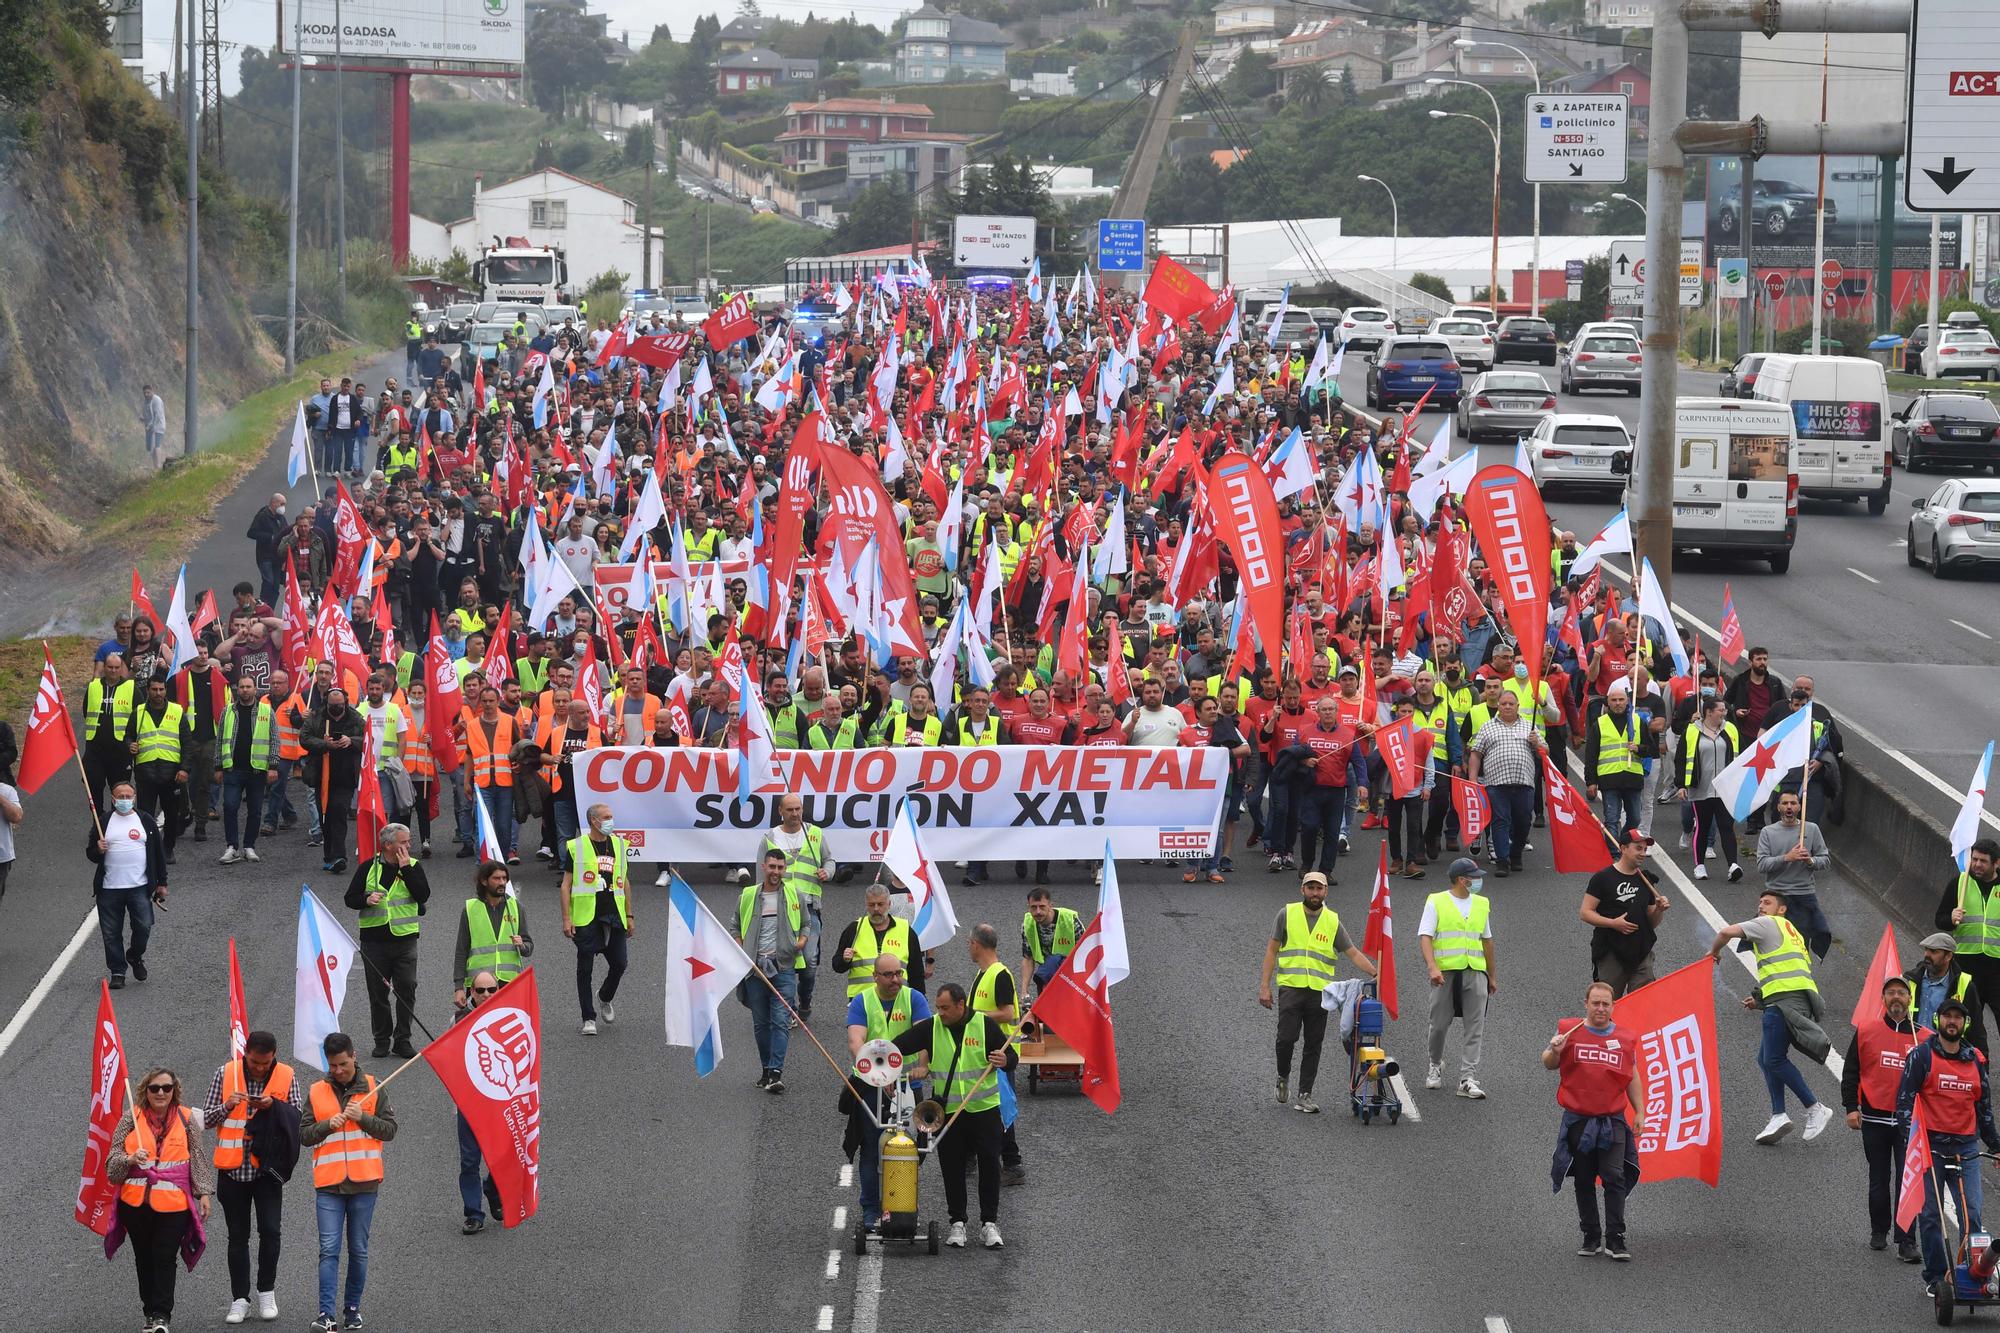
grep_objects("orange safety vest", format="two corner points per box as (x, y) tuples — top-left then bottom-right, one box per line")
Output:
(535, 719), (601, 792)
(275, 692), (308, 760)
(464, 713), (517, 788)
(308, 1076), (384, 1188)
(120, 1107), (196, 1212)
(213, 1060), (296, 1171)
(403, 708), (437, 781)
(371, 538), (401, 594)
(605, 690), (661, 745)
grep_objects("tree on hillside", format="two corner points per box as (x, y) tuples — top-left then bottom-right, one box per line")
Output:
(836, 181), (915, 250)
(527, 8), (612, 116)
(1409, 272), (1454, 302)
(1150, 153), (1228, 227)
(1286, 65), (1332, 113)
(1225, 50), (1276, 102)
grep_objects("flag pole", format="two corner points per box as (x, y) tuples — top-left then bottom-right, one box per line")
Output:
(922, 990), (1044, 1155)
(52, 642), (106, 840)
(745, 962), (885, 1130)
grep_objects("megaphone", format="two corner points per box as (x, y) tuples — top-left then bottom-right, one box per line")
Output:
(912, 1099), (947, 1134)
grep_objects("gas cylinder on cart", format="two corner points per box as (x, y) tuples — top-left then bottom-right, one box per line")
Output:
(882, 1130), (919, 1216)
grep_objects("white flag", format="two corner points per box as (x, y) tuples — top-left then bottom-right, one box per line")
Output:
(1711, 704), (1813, 822)
(163, 563), (198, 675)
(1635, 557), (1690, 678)
(1570, 509), (1632, 582)
(1096, 841), (1130, 987)
(619, 470), (666, 560)
(287, 402), (314, 488)
(884, 802), (958, 950)
(1954, 742), (1994, 870)
(293, 887), (358, 1068)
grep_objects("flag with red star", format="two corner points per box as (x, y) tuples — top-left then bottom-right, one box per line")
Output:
(883, 801), (958, 950)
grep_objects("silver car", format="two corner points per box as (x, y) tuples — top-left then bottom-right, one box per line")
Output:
(1908, 478), (2000, 576)
(1455, 370), (1555, 443)
(1560, 333), (1644, 395)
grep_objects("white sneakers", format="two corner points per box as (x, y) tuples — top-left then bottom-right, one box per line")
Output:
(1756, 1113), (1794, 1144)
(599, 1000), (616, 1024)
(581, 1020), (598, 1036)
(219, 847), (241, 865)
(981, 1222), (1004, 1249)
(1425, 1062), (1443, 1090)
(946, 1221), (968, 1248)
(1803, 1104), (1835, 1141)
(227, 1298), (249, 1324)
(654, 869), (673, 887)
(257, 1291), (278, 1321)
(1456, 1077), (1487, 1100)
(1693, 864), (1709, 880)
(244, 847), (261, 863)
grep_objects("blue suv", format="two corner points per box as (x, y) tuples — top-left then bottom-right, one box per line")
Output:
(1364, 335), (1462, 410)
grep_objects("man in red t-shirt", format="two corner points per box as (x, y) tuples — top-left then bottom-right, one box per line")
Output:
(1544, 981), (1645, 1261)
(1296, 696), (1357, 881)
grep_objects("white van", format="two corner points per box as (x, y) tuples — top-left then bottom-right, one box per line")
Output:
(1750, 353), (1892, 513)
(1651, 398), (1799, 573)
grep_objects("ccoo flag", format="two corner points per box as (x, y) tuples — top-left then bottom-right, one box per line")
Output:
(293, 886), (358, 1069)
(883, 801), (958, 950)
(665, 874), (754, 1077)
(1616, 957), (1723, 1187)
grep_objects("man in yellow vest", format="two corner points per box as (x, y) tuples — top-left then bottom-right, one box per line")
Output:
(1258, 871), (1378, 1114)
(200, 1028), (303, 1323)
(216, 674), (280, 866)
(759, 794), (830, 1020)
(559, 802), (630, 1037)
(1708, 889), (1836, 1145)
(843, 948), (933, 1232)
(1940, 839), (2000, 1040)
(737, 848), (808, 1092)
(1420, 858), (1496, 1100)
(131, 675), (190, 865)
(889, 981), (1017, 1249)
(837, 884), (923, 997)
(302, 1032), (398, 1333)
(84, 653), (138, 811)
(968, 923), (1027, 1185)
(455, 859), (531, 1006)
(342, 823), (432, 1060)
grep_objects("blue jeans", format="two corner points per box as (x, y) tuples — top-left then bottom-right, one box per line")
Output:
(1781, 891), (1833, 960)
(1599, 786), (1643, 838)
(1297, 785), (1345, 876)
(747, 965), (799, 1073)
(551, 799), (579, 869)
(1489, 783), (1536, 866)
(1757, 1002), (1818, 1114)
(1264, 783), (1295, 858)
(457, 1112), (493, 1221)
(464, 785), (516, 856)
(1339, 752), (1368, 836)
(1920, 1135), (1985, 1283)
(96, 885), (155, 977)
(314, 1189), (377, 1319)
(320, 430), (349, 474)
(257, 558), (280, 608)
(798, 900), (823, 1017)
(348, 431), (369, 474)
(222, 770), (267, 849)
(852, 1084), (886, 1220)
(265, 758), (299, 830)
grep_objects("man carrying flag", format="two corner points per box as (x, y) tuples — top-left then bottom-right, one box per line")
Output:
(1898, 997), (2000, 1296)
(198, 1028), (304, 1324)
(1841, 973), (1926, 1262)
(1543, 980), (1646, 1262)
(1258, 870), (1378, 1114)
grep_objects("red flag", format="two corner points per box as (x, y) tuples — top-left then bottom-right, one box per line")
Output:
(1375, 716), (1421, 799)
(1559, 593), (1588, 663)
(1204, 452), (1285, 688)
(1851, 923), (1904, 1031)
(1104, 616), (1133, 706)
(1140, 254), (1217, 325)
(74, 980), (130, 1237)
(227, 938), (249, 1060)
(765, 414), (824, 646)
(701, 294), (758, 351)
(129, 569), (162, 633)
(282, 555), (312, 677)
(1031, 911), (1122, 1114)
(328, 481), (368, 599)
(472, 360), (486, 409)
(1616, 958), (1723, 1186)
(355, 721), (387, 863)
(485, 602), (514, 694)
(1718, 584), (1746, 666)
(1450, 776), (1491, 844)
(17, 645), (78, 795)
(189, 589), (220, 638)
(421, 969), (543, 1227)
(1362, 844), (1399, 1020)
(574, 638), (605, 726)
(427, 613), (464, 775)
(1463, 466), (1553, 695)
(625, 330), (692, 371)
(1898, 1100), (1935, 1231)
(1191, 286), (1235, 336)
(1542, 752), (1608, 872)
(312, 600), (369, 694)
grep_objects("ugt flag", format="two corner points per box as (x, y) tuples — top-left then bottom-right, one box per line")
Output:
(883, 801), (957, 950)
(1616, 957), (1723, 1187)
(293, 887), (358, 1069)
(423, 969), (543, 1227)
(1710, 704), (1813, 822)
(665, 874), (753, 1076)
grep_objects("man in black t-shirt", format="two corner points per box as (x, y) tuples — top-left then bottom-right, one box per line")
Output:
(1579, 828), (1672, 996)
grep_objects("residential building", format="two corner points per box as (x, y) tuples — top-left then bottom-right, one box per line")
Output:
(1586, 0), (1656, 27)
(1211, 0), (1301, 58)
(1549, 60), (1651, 135)
(716, 47), (819, 95)
(406, 168), (664, 289)
(1269, 17), (1389, 94)
(847, 138), (968, 199)
(718, 12), (773, 52)
(775, 96), (940, 170)
(1374, 19), (1582, 101)
(893, 6), (1012, 84)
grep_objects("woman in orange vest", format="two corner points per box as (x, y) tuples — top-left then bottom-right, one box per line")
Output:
(403, 679), (438, 857)
(108, 1066), (213, 1333)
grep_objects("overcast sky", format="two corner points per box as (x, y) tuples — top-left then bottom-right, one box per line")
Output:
(137, 0), (925, 94)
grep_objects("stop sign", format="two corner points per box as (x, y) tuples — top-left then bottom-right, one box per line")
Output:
(1764, 272), (1787, 301)
(1820, 259), (1844, 292)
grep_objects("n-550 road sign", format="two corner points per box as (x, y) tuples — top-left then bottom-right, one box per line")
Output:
(1906, 0), (2000, 210)
(1524, 93), (1629, 184)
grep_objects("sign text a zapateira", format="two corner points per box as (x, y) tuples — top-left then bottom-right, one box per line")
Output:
(578, 744), (1230, 862)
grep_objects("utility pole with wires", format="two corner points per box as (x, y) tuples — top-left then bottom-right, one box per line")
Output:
(334, 0), (347, 318)
(200, 0), (224, 167)
(183, 0), (200, 462)
(284, 0), (302, 375)
(1100, 21), (1199, 289)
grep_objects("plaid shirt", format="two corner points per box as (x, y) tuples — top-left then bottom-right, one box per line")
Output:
(1470, 715), (1542, 788)
(201, 1061), (307, 1182)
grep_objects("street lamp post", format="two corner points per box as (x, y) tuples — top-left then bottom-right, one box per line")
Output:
(1430, 103), (1501, 324)
(1356, 174), (1398, 274)
(1456, 39), (1542, 316)
(1611, 191), (1648, 217)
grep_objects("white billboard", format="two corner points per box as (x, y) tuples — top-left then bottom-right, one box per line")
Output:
(952, 214), (1036, 271)
(280, 0), (526, 66)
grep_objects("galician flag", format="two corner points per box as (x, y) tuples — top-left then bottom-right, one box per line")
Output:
(665, 874), (754, 1077)
(1710, 704), (1812, 822)
(883, 802), (958, 950)
(287, 401), (313, 487)
(473, 786), (507, 863)
(293, 886), (358, 1068)
(1952, 741), (1994, 870)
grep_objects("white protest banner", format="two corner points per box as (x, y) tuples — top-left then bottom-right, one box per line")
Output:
(576, 744), (1229, 862)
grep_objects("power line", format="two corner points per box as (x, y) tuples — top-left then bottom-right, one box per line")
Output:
(1186, 62), (1340, 290)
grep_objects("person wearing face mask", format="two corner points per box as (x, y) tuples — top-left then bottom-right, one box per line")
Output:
(303, 686), (365, 874)
(88, 781), (169, 989)
(559, 802), (632, 1036)
(1420, 858), (1497, 1099)
(1841, 975), (1928, 1262)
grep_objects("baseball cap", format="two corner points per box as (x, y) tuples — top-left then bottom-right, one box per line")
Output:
(1618, 827), (1652, 848)
(1300, 871), (1328, 887)
(753, 454), (768, 465)
(1939, 998), (1971, 1018)
(1338, 664), (1359, 678)
(1921, 931), (1959, 952)
(1447, 857), (1481, 880)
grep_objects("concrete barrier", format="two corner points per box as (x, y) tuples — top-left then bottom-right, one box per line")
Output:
(1825, 730), (1959, 934)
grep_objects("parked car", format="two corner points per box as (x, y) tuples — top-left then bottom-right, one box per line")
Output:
(1337, 307), (1396, 352)
(429, 303), (477, 343)
(459, 323), (510, 375)
(669, 294), (712, 321)
(1455, 369), (1556, 443)
(1363, 335), (1461, 410)
(1923, 315), (2000, 380)
(1720, 353), (1767, 399)
(1560, 332), (1644, 395)
(1892, 392), (2000, 472)
(1904, 324), (1932, 374)
(1525, 412), (1633, 493)
(1447, 304), (1498, 329)
(1394, 307), (1435, 334)
(1494, 315), (1558, 366)
(1715, 178), (1835, 240)
(1433, 317), (1495, 372)
(1907, 478), (2000, 576)
(1270, 309), (1321, 348)
(1308, 306), (1344, 336)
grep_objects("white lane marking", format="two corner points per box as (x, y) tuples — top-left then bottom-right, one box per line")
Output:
(817, 1306), (834, 1332)
(1485, 1319), (1513, 1333)
(1388, 1071), (1423, 1122)
(0, 911), (96, 1064)
(1847, 567), (1881, 584)
(838, 1164), (853, 1188)
(1893, 539), (1908, 547)
(825, 1250), (841, 1280)
(1952, 619), (1994, 641)
(852, 1249), (884, 1333)
(1596, 560), (2000, 835)
(832, 1206), (847, 1230)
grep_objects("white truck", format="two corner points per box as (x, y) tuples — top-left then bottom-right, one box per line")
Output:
(472, 237), (571, 307)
